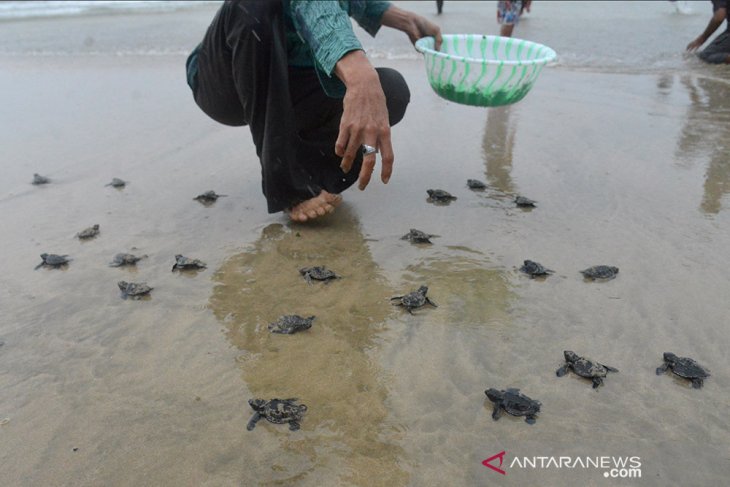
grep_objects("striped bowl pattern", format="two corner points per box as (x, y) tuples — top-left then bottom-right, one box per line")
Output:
(415, 34), (557, 107)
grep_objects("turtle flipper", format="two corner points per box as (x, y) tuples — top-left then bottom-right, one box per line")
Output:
(592, 377), (603, 389)
(34, 262), (44, 270)
(656, 363), (669, 375)
(246, 412), (262, 431)
(288, 421), (300, 431)
(691, 378), (704, 389)
(491, 404), (502, 421)
(525, 415), (537, 425)
(601, 364), (619, 373)
(555, 364), (569, 377)
(426, 298), (438, 307)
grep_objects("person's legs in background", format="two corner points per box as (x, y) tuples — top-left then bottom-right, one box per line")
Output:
(699, 31), (730, 64)
(497, 0), (523, 37)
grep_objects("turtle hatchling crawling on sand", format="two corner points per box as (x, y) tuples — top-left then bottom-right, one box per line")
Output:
(32, 173), (50, 185)
(299, 266), (339, 284)
(426, 189), (457, 203)
(485, 388), (541, 424)
(172, 254), (207, 271)
(556, 351), (619, 388)
(391, 286), (437, 314)
(519, 260), (554, 278)
(35, 253), (71, 269)
(514, 195), (537, 208)
(656, 352), (710, 389)
(401, 228), (436, 244)
(580, 265), (619, 280)
(467, 179), (487, 190)
(118, 281), (152, 299)
(193, 190), (227, 204)
(105, 178), (126, 188)
(268, 315), (314, 334)
(247, 398), (308, 431)
(76, 224), (100, 240)
(109, 253), (146, 267)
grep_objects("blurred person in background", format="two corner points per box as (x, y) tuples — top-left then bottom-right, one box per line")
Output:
(497, 0), (532, 37)
(686, 0), (730, 63)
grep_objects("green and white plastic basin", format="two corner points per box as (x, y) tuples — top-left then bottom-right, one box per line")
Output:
(415, 34), (557, 107)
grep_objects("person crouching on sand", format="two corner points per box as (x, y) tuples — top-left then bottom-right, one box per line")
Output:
(686, 0), (730, 64)
(186, 0), (441, 222)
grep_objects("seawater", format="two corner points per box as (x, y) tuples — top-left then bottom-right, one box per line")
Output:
(0, 0), (724, 76)
(0, 0), (220, 20)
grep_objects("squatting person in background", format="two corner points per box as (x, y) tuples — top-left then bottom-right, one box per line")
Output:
(687, 0), (730, 63)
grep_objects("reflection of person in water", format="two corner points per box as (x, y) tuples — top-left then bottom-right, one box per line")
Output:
(482, 106), (517, 194)
(674, 75), (730, 213)
(686, 0), (730, 64)
(208, 206), (409, 484)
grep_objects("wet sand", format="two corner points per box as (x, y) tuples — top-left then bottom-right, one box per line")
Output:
(2, 3), (730, 486)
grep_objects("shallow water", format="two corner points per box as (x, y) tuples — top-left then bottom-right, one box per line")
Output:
(2, 2), (730, 486)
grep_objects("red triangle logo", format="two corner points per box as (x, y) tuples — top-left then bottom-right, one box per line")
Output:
(482, 450), (507, 475)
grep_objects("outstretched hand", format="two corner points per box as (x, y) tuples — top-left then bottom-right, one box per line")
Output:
(403, 14), (443, 51)
(686, 37), (704, 52)
(334, 51), (394, 191)
(382, 5), (442, 51)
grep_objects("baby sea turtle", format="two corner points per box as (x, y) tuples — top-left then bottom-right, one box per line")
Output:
(32, 173), (50, 185)
(467, 179), (487, 190)
(427, 189), (457, 203)
(117, 281), (153, 299)
(656, 352), (710, 389)
(105, 178), (126, 188)
(401, 228), (436, 244)
(247, 398), (308, 431)
(485, 388), (541, 425)
(299, 266), (339, 284)
(172, 254), (207, 271)
(194, 190), (227, 204)
(35, 253), (70, 270)
(268, 315), (315, 334)
(76, 224), (100, 240)
(519, 260), (554, 278)
(556, 351), (619, 388)
(514, 195), (537, 208)
(580, 265), (619, 280)
(390, 285), (437, 314)
(109, 253), (146, 267)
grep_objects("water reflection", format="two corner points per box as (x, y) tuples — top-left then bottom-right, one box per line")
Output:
(208, 207), (409, 486)
(481, 106), (519, 194)
(674, 74), (730, 214)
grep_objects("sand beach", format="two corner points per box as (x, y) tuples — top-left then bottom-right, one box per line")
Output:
(1, 1), (730, 485)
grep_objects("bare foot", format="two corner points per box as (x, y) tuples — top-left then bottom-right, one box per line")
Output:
(287, 190), (342, 222)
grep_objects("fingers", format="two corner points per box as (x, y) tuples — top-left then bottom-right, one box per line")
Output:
(358, 131), (379, 190)
(434, 29), (443, 51)
(341, 128), (363, 174)
(379, 129), (394, 185)
(335, 124), (350, 170)
(358, 150), (377, 190)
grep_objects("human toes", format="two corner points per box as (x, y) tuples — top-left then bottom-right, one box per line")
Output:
(322, 192), (342, 205)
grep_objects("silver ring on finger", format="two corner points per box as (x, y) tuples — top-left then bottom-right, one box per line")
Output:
(361, 144), (378, 155)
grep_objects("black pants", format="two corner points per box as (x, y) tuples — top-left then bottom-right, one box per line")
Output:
(699, 31), (730, 64)
(190, 0), (411, 213)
